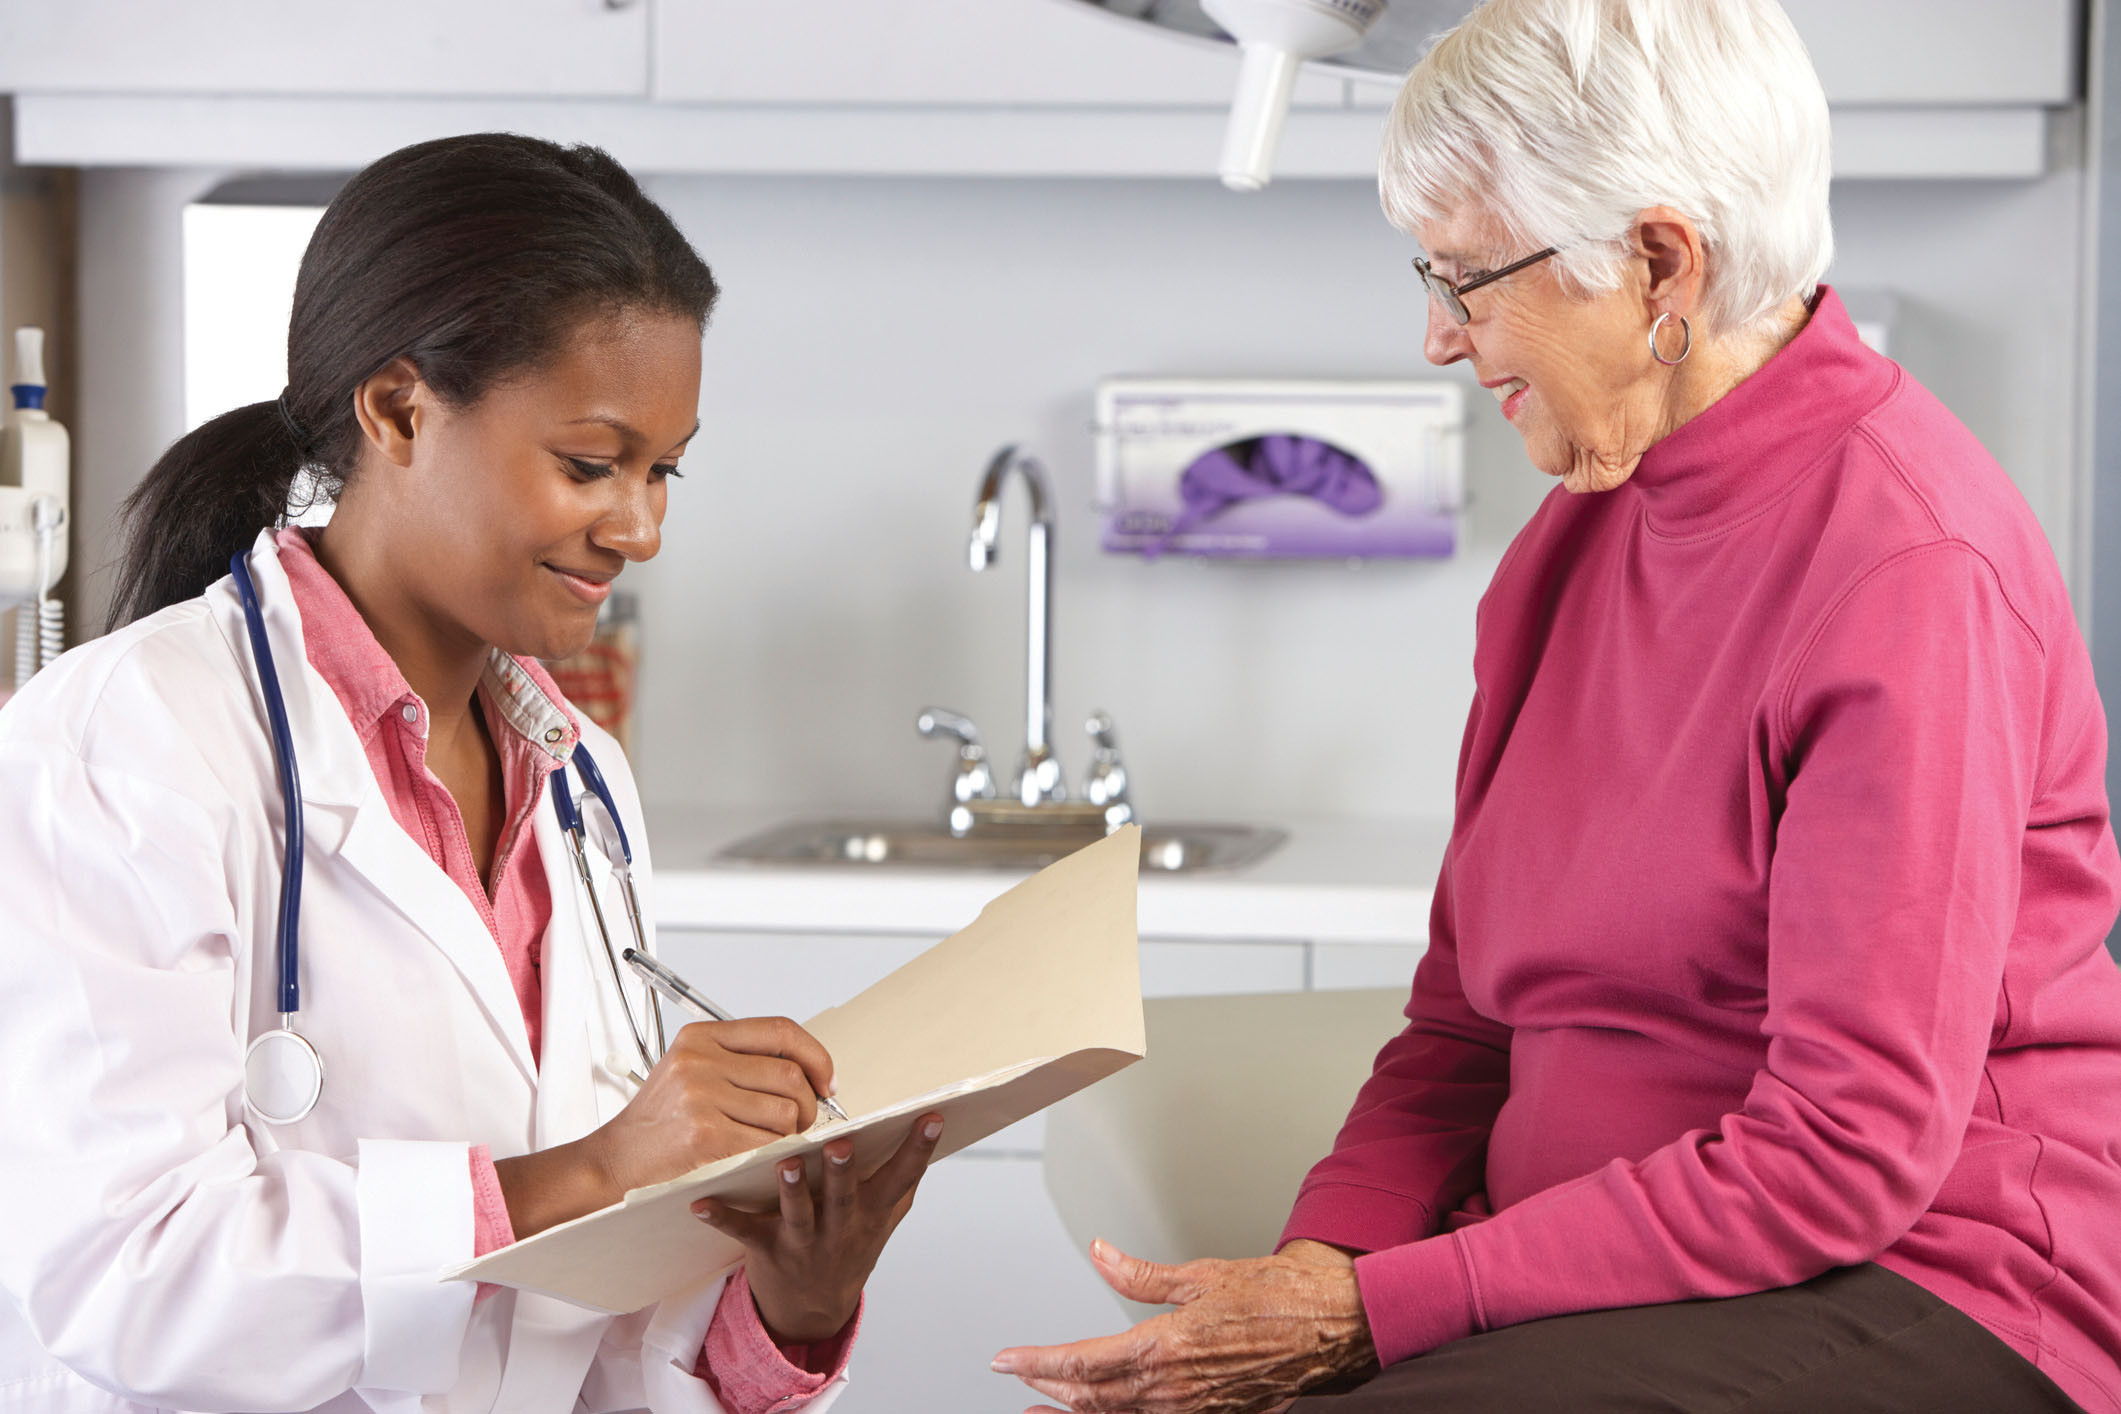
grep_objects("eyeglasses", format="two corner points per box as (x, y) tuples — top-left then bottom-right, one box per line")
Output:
(1412, 247), (1560, 325)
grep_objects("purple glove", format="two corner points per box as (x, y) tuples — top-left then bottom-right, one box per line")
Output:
(1145, 435), (1382, 558)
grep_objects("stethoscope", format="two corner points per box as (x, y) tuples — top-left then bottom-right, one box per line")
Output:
(231, 553), (666, 1126)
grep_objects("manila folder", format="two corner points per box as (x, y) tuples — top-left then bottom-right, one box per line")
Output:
(447, 823), (1146, 1313)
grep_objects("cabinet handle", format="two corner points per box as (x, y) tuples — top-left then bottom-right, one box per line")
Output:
(603, 0), (639, 9)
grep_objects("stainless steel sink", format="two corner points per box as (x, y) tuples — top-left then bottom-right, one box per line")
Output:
(717, 818), (1286, 875)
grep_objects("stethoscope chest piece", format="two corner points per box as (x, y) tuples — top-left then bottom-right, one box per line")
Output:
(244, 1026), (324, 1126)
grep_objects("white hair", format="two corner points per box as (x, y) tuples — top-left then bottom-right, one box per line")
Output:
(1380, 0), (1833, 336)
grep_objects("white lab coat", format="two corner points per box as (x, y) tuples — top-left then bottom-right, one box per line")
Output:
(0, 531), (845, 1414)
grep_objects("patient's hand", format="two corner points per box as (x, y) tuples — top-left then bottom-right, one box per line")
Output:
(991, 1239), (1377, 1414)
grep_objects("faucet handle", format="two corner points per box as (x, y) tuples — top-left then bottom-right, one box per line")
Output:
(1086, 710), (1121, 756)
(917, 706), (982, 749)
(917, 707), (997, 828)
(1083, 711), (1133, 829)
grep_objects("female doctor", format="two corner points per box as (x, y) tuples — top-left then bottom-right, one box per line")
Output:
(0, 134), (941, 1413)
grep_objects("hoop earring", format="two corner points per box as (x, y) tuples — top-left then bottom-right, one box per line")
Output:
(1649, 312), (1692, 366)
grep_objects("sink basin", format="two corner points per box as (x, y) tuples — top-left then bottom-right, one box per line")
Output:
(717, 818), (1286, 875)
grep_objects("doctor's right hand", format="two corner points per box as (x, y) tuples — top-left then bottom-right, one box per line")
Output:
(496, 1017), (837, 1237)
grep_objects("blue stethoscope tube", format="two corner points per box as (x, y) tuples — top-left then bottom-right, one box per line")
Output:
(230, 551), (658, 1123)
(231, 555), (304, 1016)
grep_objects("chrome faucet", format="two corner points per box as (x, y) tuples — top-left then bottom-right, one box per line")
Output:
(915, 706), (996, 836)
(1083, 711), (1134, 830)
(969, 444), (1065, 806)
(918, 446), (1135, 835)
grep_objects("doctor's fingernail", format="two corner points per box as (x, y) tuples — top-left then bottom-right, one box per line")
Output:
(923, 1119), (944, 1141)
(828, 1148), (851, 1166)
(781, 1164), (802, 1184)
(990, 1356), (1017, 1374)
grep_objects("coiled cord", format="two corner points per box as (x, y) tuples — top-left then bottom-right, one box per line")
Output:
(11, 602), (33, 691)
(14, 495), (65, 684)
(36, 596), (62, 671)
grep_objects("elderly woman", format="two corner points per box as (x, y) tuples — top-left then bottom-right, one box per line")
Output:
(995, 1), (2121, 1411)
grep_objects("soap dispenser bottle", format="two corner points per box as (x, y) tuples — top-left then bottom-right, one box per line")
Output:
(1, 327), (71, 689)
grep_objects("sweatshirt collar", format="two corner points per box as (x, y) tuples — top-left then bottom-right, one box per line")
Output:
(1625, 287), (1900, 538)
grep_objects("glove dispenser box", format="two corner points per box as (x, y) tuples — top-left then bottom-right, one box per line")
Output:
(1093, 378), (1464, 560)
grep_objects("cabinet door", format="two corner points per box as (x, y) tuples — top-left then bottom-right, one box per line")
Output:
(1311, 943), (1424, 993)
(850, 1154), (1125, 1412)
(0, 0), (648, 98)
(654, 0), (1344, 107)
(1779, 0), (2078, 104)
(1352, 0), (2079, 108)
(653, 929), (932, 1027)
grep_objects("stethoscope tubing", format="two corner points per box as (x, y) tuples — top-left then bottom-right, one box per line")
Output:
(557, 803), (658, 1076)
(230, 553), (305, 1018)
(550, 761), (666, 1074)
(230, 547), (661, 1126)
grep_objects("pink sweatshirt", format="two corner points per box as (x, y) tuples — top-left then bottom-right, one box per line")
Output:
(275, 530), (852, 1410)
(1280, 291), (2121, 1413)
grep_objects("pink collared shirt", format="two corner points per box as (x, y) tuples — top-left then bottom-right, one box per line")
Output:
(274, 529), (853, 1410)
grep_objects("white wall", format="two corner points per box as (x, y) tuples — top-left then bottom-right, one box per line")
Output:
(74, 166), (221, 635)
(622, 169), (2090, 827)
(69, 165), (2089, 824)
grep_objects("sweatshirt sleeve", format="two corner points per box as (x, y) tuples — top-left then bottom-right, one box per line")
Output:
(1347, 544), (2044, 1365)
(1277, 847), (1513, 1257)
(0, 747), (477, 1406)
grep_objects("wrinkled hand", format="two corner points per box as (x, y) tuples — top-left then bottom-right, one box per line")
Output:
(584, 1017), (836, 1196)
(694, 1112), (944, 1342)
(993, 1239), (1376, 1413)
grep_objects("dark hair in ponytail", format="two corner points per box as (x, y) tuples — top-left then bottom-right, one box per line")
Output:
(108, 133), (720, 630)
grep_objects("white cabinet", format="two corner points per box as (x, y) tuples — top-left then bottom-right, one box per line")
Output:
(0, 0), (648, 98)
(0, 0), (2078, 178)
(1312, 942), (1422, 992)
(1779, 0), (2079, 105)
(844, 1153), (1123, 1413)
(645, 927), (1314, 1411)
(1352, 0), (2080, 108)
(651, 0), (1344, 107)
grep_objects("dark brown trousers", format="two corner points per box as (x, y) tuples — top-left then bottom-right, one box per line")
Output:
(1290, 1264), (2083, 1413)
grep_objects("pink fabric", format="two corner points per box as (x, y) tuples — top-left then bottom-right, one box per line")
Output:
(696, 1269), (859, 1407)
(468, 1145), (515, 1310)
(1279, 290), (2121, 1414)
(469, 1145), (514, 1259)
(275, 528), (561, 1064)
(274, 529), (845, 1406)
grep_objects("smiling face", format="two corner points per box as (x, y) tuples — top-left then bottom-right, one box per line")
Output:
(335, 307), (704, 666)
(1414, 206), (1673, 495)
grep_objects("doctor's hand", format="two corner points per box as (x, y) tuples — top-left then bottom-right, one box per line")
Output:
(497, 1017), (837, 1237)
(991, 1239), (1377, 1414)
(585, 1017), (840, 1193)
(693, 1111), (945, 1343)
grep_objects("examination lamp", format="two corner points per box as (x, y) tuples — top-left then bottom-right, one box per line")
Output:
(1201, 0), (1386, 190)
(1066, 0), (1487, 190)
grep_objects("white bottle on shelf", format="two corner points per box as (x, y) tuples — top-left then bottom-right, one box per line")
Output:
(1, 327), (72, 693)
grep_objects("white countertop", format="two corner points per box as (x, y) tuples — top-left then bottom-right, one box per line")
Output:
(646, 807), (1447, 946)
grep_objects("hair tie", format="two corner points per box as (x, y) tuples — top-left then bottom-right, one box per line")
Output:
(274, 389), (312, 458)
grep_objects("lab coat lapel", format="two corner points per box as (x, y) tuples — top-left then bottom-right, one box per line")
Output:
(484, 786), (636, 1409)
(532, 787), (636, 1146)
(333, 805), (539, 1084)
(213, 530), (539, 1086)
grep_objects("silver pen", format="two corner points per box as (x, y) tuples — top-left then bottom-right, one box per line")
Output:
(623, 948), (851, 1123)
